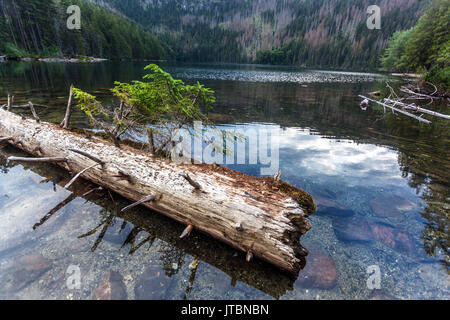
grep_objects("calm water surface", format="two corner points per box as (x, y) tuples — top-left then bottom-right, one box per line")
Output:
(0, 61), (448, 299)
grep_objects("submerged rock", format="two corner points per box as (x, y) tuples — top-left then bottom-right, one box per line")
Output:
(370, 223), (415, 255)
(334, 215), (416, 255)
(333, 216), (374, 242)
(296, 251), (337, 290)
(370, 196), (416, 218)
(12, 254), (52, 290)
(92, 271), (127, 300)
(315, 196), (355, 218)
(134, 264), (172, 300)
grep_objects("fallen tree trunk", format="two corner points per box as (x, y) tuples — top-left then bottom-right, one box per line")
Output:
(0, 108), (314, 275)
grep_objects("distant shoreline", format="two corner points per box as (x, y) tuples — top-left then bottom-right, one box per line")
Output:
(390, 73), (422, 78)
(0, 56), (107, 63)
(0, 56), (171, 63)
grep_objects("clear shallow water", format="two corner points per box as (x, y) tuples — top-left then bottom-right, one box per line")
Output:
(0, 61), (448, 300)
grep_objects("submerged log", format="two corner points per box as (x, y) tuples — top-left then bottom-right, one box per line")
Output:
(0, 108), (314, 274)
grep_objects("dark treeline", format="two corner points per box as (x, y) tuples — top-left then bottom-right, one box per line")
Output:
(0, 0), (165, 60)
(1, 0), (445, 75)
(93, 0), (430, 70)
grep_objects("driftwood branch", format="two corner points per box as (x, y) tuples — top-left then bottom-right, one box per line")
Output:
(64, 163), (101, 189)
(246, 250), (254, 262)
(399, 86), (441, 100)
(7, 95), (13, 111)
(108, 170), (136, 184)
(180, 224), (194, 239)
(7, 156), (68, 163)
(28, 102), (40, 123)
(274, 170), (282, 181)
(121, 195), (156, 212)
(69, 148), (106, 166)
(147, 128), (155, 154)
(0, 136), (13, 143)
(359, 95), (432, 124)
(9, 104), (49, 109)
(82, 186), (104, 197)
(384, 98), (450, 120)
(178, 172), (202, 190)
(60, 85), (74, 129)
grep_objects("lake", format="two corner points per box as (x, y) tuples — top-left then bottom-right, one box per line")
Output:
(0, 61), (448, 299)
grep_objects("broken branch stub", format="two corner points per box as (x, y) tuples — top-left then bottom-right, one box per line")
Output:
(60, 85), (74, 129)
(0, 136), (13, 143)
(178, 172), (202, 190)
(28, 102), (40, 123)
(65, 163), (101, 189)
(121, 195), (156, 212)
(69, 148), (106, 166)
(7, 156), (68, 163)
(180, 224), (194, 239)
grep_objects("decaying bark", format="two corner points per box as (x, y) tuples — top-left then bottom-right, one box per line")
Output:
(0, 108), (314, 274)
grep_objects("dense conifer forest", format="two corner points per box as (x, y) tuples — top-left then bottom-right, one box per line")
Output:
(92, 0), (432, 70)
(381, 0), (449, 90)
(0, 0), (165, 60)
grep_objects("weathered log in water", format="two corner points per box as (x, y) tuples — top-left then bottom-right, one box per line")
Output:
(0, 148), (297, 299)
(0, 108), (314, 275)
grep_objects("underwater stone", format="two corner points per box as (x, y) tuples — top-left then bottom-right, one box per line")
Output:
(12, 254), (53, 290)
(315, 196), (355, 218)
(134, 264), (172, 300)
(370, 223), (415, 255)
(370, 196), (416, 218)
(92, 271), (127, 300)
(333, 216), (374, 242)
(295, 251), (337, 290)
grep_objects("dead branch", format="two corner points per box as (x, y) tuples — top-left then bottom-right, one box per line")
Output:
(384, 98), (450, 120)
(400, 86), (441, 100)
(10, 104), (49, 109)
(60, 85), (74, 129)
(108, 170), (136, 184)
(7, 156), (68, 163)
(0, 136), (13, 143)
(359, 95), (432, 124)
(147, 128), (155, 154)
(120, 195), (156, 212)
(28, 102), (40, 123)
(246, 250), (254, 262)
(64, 163), (101, 189)
(69, 148), (106, 166)
(178, 172), (202, 190)
(82, 186), (104, 197)
(7, 95), (13, 111)
(180, 224), (194, 239)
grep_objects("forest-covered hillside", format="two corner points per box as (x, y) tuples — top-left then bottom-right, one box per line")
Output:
(382, 0), (449, 90)
(0, 0), (165, 60)
(94, 0), (431, 70)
